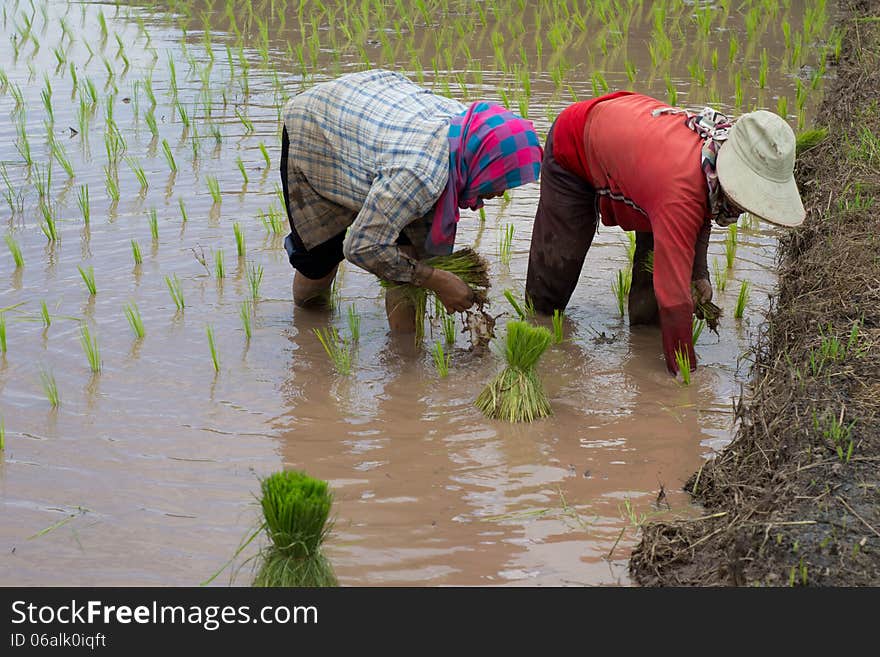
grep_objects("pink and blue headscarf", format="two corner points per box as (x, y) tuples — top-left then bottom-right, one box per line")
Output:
(427, 101), (543, 254)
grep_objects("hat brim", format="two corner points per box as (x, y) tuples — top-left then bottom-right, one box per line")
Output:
(716, 142), (806, 227)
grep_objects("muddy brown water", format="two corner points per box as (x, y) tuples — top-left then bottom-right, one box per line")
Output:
(1, 1), (828, 585)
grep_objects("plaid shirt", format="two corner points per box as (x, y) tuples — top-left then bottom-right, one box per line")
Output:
(282, 69), (466, 282)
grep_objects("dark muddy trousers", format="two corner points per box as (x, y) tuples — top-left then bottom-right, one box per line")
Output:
(525, 125), (658, 325)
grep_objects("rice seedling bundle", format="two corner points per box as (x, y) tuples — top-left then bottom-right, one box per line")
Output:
(380, 247), (490, 342)
(253, 470), (337, 588)
(475, 320), (553, 423)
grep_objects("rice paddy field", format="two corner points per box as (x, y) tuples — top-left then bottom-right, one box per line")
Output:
(0, 0), (836, 586)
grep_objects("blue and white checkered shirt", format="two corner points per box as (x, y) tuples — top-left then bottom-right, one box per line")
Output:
(282, 69), (467, 282)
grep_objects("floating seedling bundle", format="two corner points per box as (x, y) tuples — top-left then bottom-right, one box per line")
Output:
(380, 247), (491, 343)
(475, 320), (553, 422)
(253, 470), (337, 588)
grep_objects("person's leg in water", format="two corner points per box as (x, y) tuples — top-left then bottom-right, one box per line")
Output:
(280, 126), (346, 309)
(383, 244), (420, 334)
(628, 231), (659, 325)
(525, 125), (598, 314)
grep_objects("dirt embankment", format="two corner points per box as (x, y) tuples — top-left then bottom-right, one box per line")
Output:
(630, 0), (880, 586)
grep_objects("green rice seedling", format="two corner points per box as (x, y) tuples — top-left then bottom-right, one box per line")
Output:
(176, 102), (190, 130)
(503, 289), (534, 322)
(240, 300), (252, 340)
(105, 167), (120, 202)
(236, 156), (248, 185)
(252, 470), (337, 587)
(16, 123), (32, 167)
(178, 198), (188, 224)
(214, 249), (225, 279)
(148, 208), (159, 242)
(675, 347), (691, 385)
(247, 263), (264, 300)
(432, 341), (450, 377)
(0, 313), (6, 353)
(611, 269), (631, 317)
(475, 320), (553, 422)
(161, 139), (177, 173)
(734, 280), (751, 319)
(0, 416), (4, 451)
(725, 225), (738, 269)
(796, 127), (829, 155)
(498, 223), (514, 265)
(625, 231), (637, 264)
(165, 274), (185, 311)
(78, 265), (96, 296)
(712, 258), (727, 293)
(80, 324), (101, 373)
(441, 309), (456, 345)
(144, 109), (158, 137)
(40, 369), (60, 408)
(131, 239), (143, 265)
(347, 304), (360, 343)
(552, 309), (564, 344)
(233, 222), (245, 257)
(235, 107), (254, 134)
(692, 317), (706, 344)
(313, 327), (352, 375)
(40, 300), (50, 328)
(123, 302), (144, 338)
(5, 234), (24, 268)
(206, 324), (220, 373)
(206, 175), (221, 204)
(259, 142), (271, 169)
(128, 158), (148, 193)
(77, 185), (90, 225)
(52, 142), (74, 178)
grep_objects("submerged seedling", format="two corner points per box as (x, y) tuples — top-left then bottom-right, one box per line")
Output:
(725, 225), (738, 269)
(347, 304), (360, 343)
(611, 269), (632, 317)
(247, 262), (263, 300)
(233, 222), (245, 257)
(214, 249), (225, 279)
(40, 369), (60, 408)
(206, 175), (221, 204)
(78, 265), (96, 296)
(432, 342), (450, 377)
(206, 324), (220, 373)
(77, 185), (90, 225)
(240, 300), (252, 340)
(165, 274), (185, 311)
(80, 324), (101, 373)
(131, 239), (142, 265)
(313, 327), (352, 375)
(498, 223), (514, 265)
(675, 347), (692, 385)
(40, 300), (51, 328)
(734, 280), (751, 319)
(0, 313), (6, 353)
(5, 234), (24, 268)
(503, 289), (534, 321)
(123, 302), (145, 338)
(552, 309), (564, 344)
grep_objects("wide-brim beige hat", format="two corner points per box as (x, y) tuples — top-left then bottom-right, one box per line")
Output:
(716, 110), (806, 227)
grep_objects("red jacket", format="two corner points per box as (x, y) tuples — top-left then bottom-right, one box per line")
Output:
(553, 93), (710, 373)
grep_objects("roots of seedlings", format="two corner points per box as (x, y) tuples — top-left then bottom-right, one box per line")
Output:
(475, 366), (552, 422)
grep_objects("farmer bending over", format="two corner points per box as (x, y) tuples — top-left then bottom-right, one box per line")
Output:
(280, 69), (543, 331)
(525, 91), (805, 375)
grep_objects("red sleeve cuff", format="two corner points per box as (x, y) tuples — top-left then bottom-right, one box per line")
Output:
(659, 307), (695, 375)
